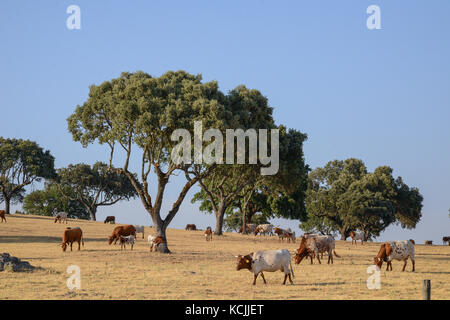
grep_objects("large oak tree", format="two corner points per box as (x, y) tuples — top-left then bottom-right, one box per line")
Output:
(0, 137), (56, 214)
(67, 71), (227, 252)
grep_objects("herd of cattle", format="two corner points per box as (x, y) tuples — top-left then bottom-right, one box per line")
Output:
(1, 210), (449, 285)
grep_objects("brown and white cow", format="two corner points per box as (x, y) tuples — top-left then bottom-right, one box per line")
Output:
(205, 226), (213, 241)
(373, 240), (415, 272)
(350, 231), (365, 245)
(235, 249), (294, 285)
(60, 227), (84, 252)
(119, 235), (135, 250)
(294, 236), (321, 265)
(296, 234), (340, 264)
(254, 224), (274, 236)
(148, 235), (164, 252)
(54, 212), (68, 224)
(0, 210), (6, 223)
(239, 223), (257, 234)
(108, 225), (136, 245)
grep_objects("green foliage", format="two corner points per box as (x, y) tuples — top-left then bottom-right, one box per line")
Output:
(56, 162), (138, 220)
(23, 184), (89, 219)
(302, 159), (423, 239)
(0, 137), (56, 213)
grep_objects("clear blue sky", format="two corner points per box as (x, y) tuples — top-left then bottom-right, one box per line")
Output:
(1, 1), (449, 243)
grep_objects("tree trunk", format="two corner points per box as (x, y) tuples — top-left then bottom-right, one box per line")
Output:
(89, 207), (97, 221)
(340, 227), (348, 240)
(154, 221), (170, 253)
(214, 205), (226, 236)
(4, 196), (10, 214)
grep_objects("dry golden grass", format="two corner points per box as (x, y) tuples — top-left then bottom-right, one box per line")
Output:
(0, 214), (449, 300)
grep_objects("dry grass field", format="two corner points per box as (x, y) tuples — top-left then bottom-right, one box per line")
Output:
(0, 214), (449, 300)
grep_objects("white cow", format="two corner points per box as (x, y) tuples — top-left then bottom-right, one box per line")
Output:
(235, 249), (294, 285)
(119, 235), (135, 250)
(254, 224), (274, 236)
(134, 225), (145, 239)
(350, 231), (365, 245)
(374, 239), (415, 272)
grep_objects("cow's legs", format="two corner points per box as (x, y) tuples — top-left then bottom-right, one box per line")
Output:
(402, 259), (407, 272)
(288, 272), (294, 284)
(78, 241), (81, 251)
(411, 258), (415, 272)
(70, 243), (73, 251)
(260, 272), (267, 284)
(310, 255), (313, 264)
(316, 254), (321, 264)
(252, 273), (259, 285)
(283, 274), (287, 285)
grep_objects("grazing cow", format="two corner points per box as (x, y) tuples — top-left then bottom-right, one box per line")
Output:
(104, 216), (115, 224)
(54, 212), (68, 224)
(273, 227), (293, 242)
(60, 227), (84, 252)
(443, 236), (450, 245)
(294, 236), (321, 265)
(185, 224), (197, 231)
(424, 240), (433, 245)
(254, 224), (274, 236)
(235, 249), (294, 285)
(0, 210), (6, 223)
(119, 235), (135, 250)
(205, 227), (213, 241)
(238, 223), (257, 234)
(148, 235), (164, 252)
(296, 234), (340, 264)
(373, 240), (415, 272)
(134, 225), (145, 239)
(350, 231), (365, 245)
(108, 225), (136, 245)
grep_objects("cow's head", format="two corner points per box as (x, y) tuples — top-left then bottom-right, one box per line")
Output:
(108, 235), (115, 245)
(373, 243), (391, 268)
(235, 254), (253, 271)
(294, 237), (309, 264)
(253, 227), (260, 236)
(350, 231), (355, 238)
(61, 242), (67, 252)
(54, 215), (60, 223)
(409, 239), (415, 245)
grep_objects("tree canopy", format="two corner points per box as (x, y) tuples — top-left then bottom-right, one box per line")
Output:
(55, 162), (138, 220)
(23, 183), (90, 219)
(67, 70), (228, 252)
(302, 159), (423, 240)
(0, 137), (56, 214)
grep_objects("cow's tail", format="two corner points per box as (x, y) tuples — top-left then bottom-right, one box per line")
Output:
(82, 235), (85, 247)
(333, 249), (340, 258)
(289, 259), (295, 278)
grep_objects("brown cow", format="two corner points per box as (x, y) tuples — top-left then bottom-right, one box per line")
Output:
(205, 227), (213, 241)
(294, 236), (321, 265)
(443, 236), (450, 245)
(424, 240), (433, 245)
(108, 225), (136, 245)
(185, 224), (197, 231)
(104, 216), (115, 224)
(60, 227), (84, 252)
(0, 210), (6, 223)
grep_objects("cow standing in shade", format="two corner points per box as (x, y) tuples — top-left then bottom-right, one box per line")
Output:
(0, 210), (6, 223)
